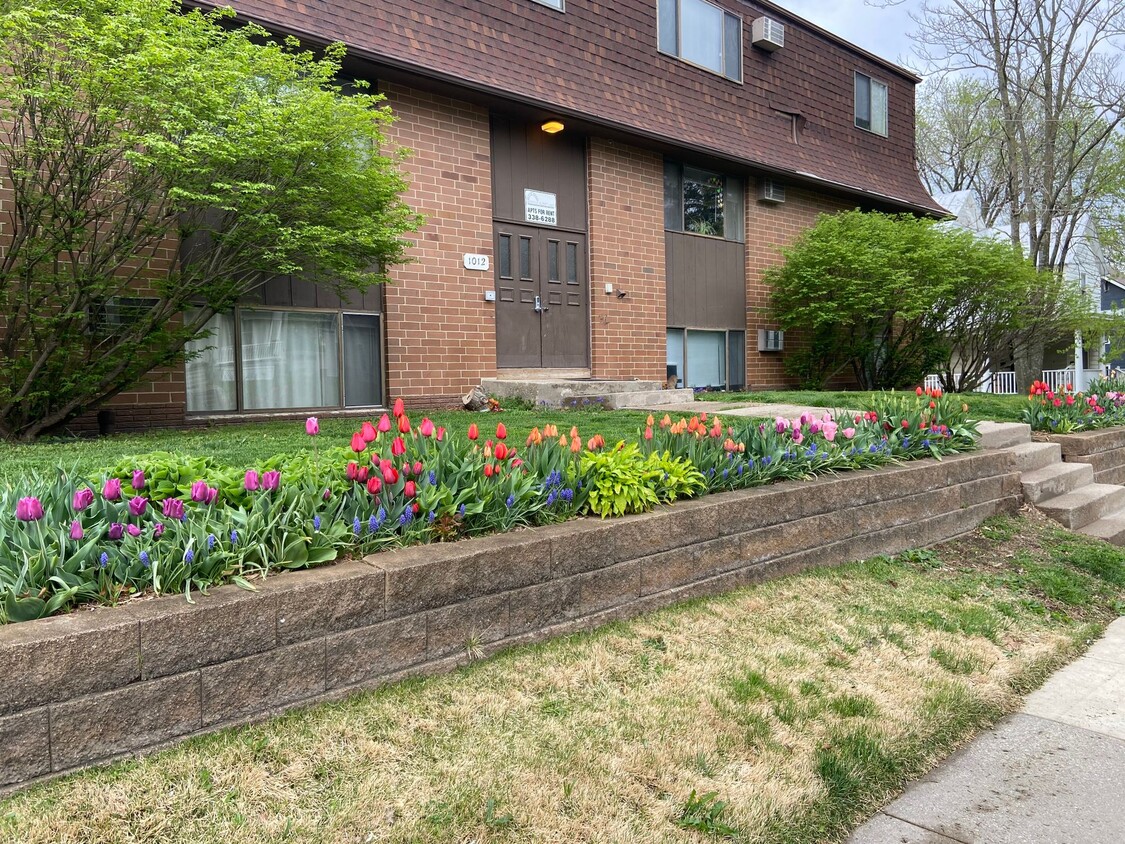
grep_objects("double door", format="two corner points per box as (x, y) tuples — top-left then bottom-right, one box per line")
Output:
(495, 223), (588, 369)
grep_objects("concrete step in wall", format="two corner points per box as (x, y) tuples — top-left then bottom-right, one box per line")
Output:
(610, 389), (697, 409)
(977, 421), (1032, 450)
(1077, 511), (1125, 545)
(1007, 441), (1062, 473)
(481, 378), (681, 409)
(1020, 461), (1095, 504)
(1036, 483), (1125, 530)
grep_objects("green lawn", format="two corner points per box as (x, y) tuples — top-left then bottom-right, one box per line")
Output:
(0, 409), (659, 482)
(2, 513), (1120, 843)
(699, 390), (1027, 422)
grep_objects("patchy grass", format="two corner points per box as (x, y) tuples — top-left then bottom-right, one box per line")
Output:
(698, 390), (1026, 422)
(2, 512), (1121, 844)
(0, 408), (654, 482)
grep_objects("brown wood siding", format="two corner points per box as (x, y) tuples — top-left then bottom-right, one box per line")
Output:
(214, 0), (943, 214)
(490, 115), (587, 232)
(244, 276), (383, 313)
(665, 232), (745, 329)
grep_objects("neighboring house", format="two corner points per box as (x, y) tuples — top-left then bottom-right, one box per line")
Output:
(78, 0), (943, 431)
(934, 189), (1115, 386)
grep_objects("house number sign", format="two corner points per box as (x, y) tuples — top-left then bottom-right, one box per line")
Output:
(524, 189), (558, 226)
(463, 253), (490, 271)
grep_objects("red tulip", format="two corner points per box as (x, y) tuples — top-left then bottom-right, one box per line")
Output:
(383, 465), (399, 484)
(391, 436), (406, 456)
(436, 426), (445, 441)
(419, 418), (435, 437)
(393, 398), (405, 418)
(403, 480), (416, 498)
(350, 432), (366, 453)
(644, 426), (653, 440)
(496, 422), (507, 440)
(398, 415), (411, 434)
(495, 442), (508, 461)
(366, 476), (382, 495)
(413, 460), (423, 476)
(357, 466), (369, 484)
(380, 458), (393, 471)
(378, 413), (392, 433)
(361, 421), (377, 442)
(467, 423), (479, 440)
(483, 463), (494, 477)
(346, 461), (359, 481)
(916, 386), (924, 396)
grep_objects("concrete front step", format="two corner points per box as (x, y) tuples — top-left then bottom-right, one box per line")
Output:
(1021, 461), (1095, 504)
(976, 421), (1032, 450)
(481, 377), (674, 408)
(1006, 441), (1063, 473)
(610, 389), (696, 409)
(1077, 510), (1125, 545)
(1038, 483), (1125, 530)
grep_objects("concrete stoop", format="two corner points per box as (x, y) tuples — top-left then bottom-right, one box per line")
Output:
(992, 424), (1125, 543)
(481, 377), (694, 410)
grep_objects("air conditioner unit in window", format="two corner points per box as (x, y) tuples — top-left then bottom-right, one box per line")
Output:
(758, 329), (784, 352)
(760, 180), (786, 203)
(752, 17), (785, 51)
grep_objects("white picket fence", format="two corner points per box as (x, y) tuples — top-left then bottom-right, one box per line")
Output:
(922, 371), (1017, 395)
(1040, 369), (1074, 393)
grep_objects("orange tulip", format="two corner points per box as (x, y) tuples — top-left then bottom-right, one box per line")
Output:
(496, 422), (507, 440)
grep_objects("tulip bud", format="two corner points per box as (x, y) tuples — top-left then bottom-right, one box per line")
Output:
(128, 497), (148, 517)
(350, 432), (367, 453)
(204, 487), (218, 506)
(357, 466), (369, 484)
(72, 487), (94, 511)
(361, 421), (377, 442)
(393, 397), (405, 418)
(495, 443), (508, 461)
(306, 416), (319, 436)
(398, 414), (411, 434)
(404, 480), (416, 498)
(69, 520), (84, 540)
(262, 470), (280, 491)
(132, 470), (146, 491)
(468, 423), (479, 441)
(346, 461), (359, 481)
(419, 418), (435, 437)
(190, 480), (208, 502)
(413, 460), (423, 476)
(126, 524), (141, 537)
(15, 496), (45, 522)
(496, 422), (507, 440)
(108, 522), (124, 540)
(103, 478), (122, 501)
(366, 476), (382, 495)
(244, 470), (260, 491)
(391, 437), (406, 457)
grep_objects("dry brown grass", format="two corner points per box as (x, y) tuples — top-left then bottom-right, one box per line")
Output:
(2, 512), (1120, 844)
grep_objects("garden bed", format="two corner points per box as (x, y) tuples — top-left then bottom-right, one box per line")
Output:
(0, 448), (1019, 792)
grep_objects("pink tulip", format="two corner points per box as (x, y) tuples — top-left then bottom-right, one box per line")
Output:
(128, 497), (148, 517)
(346, 461), (359, 481)
(436, 426), (445, 441)
(792, 429), (804, 445)
(108, 523), (124, 540)
(350, 432), (366, 453)
(204, 487), (218, 505)
(262, 470), (280, 491)
(403, 480), (416, 498)
(843, 427), (856, 440)
(153, 523), (166, 538)
(190, 480), (208, 502)
(132, 470), (146, 491)
(244, 470), (260, 491)
(103, 478), (122, 501)
(377, 413), (392, 433)
(72, 487), (94, 511)
(419, 418), (435, 437)
(323, 488), (332, 501)
(823, 422), (838, 442)
(305, 416), (319, 436)
(357, 466), (369, 484)
(391, 437), (406, 457)
(162, 498), (185, 520)
(775, 417), (788, 433)
(361, 421), (377, 443)
(16, 497), (44, 521)
(126, 524), (141, 537)
(69, 520), (84, 540)
(393, 398), (405, 418)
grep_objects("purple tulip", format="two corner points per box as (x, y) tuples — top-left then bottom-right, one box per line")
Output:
(15, 497), (45, 521)
(108, 522), (124, 541)
(72, 487), (95, 511)
(69, 520), (84, 540)
(322, 488), (332, 501)
(103, 478), (122, 501)
(153, 523), (166, 538)
(126, 524), (141, 537)
(204, 486), (218, 506)
(262, 470), (280, 491)
(306, 416), (319, 436)
(161, 498), (184, 520)
(132, 470), (146, 491)
(244, 470), (260, 492)
(190, 480), (208, 503)
(128, 497), (148, 517)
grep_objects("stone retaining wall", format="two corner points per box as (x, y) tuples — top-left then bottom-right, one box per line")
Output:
(1049, 429), (1125, 485)
(0, 451), (1019, 793)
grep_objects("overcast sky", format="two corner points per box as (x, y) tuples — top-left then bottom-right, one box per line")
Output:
(775, 0), (924, 73)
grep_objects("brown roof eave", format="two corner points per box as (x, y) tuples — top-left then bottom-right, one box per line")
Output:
(186, 1), (943, 217)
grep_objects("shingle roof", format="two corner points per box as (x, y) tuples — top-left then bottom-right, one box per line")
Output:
(197, 0), (946, 214)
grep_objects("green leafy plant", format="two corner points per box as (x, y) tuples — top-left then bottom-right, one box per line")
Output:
(676, 789), (738, 837)
(580, 442), (661, 517)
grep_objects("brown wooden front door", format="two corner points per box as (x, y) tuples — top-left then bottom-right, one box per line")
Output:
(495, 223), (588, 369)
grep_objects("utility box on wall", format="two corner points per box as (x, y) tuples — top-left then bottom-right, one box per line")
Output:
(758, 329), (784, 352)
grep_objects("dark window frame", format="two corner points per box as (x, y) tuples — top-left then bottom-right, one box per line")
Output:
(657, 0), (743, 83)
(854, 71), (888, 136)
(664, 160), (745, 243)
(666, 327), (746, 390)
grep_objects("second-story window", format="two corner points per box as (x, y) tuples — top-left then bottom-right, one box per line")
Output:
(855, 72), (888, 136)
(530, 0), (563, 9)
(664, 161), (745, 241)
(658, 0), (742, 82)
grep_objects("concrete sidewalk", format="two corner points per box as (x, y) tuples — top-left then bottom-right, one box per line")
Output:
(849, 617), (1125, 844)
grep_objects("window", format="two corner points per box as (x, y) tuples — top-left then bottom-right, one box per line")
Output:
(531, 0), (563, 9)
(664, 161), (745, 242)
(185, 308), (382, 413)
(855, 72), (888, 136)
(666, 329), (746, 389)
(658, 0), (742, 82)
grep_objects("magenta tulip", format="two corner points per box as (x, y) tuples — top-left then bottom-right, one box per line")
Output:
(153, 523), (166, 538)
(244, 470), (260, 491)
(128, 497), (148, 517)
(126, 524), (141, 537)
(108, 522), (124, 540)
(262, 470), (280, 491)
(132, 470), (146, 491)
(15, 497), (44, 521)
(162, 498), (184, 520)
(72, 487), (94, 511)
(306, 416), (319, 436)
(103, 478), (122, 501)
(69, 520), (84, 540)
(190, 480), (208, 503)
(204, 486), (218, 505)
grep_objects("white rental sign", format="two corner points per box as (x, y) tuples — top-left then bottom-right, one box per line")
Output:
(524, 189), (558, 226)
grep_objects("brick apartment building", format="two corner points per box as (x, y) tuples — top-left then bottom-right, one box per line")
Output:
(100, 0), (944, 429)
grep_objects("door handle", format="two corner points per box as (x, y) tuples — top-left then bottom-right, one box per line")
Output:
(534, 295), (549, 313)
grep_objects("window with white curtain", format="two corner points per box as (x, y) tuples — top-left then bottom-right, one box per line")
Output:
(184, 307), (382, 412)
(855, 72), (888, 136)
(666, 329), (745, 390)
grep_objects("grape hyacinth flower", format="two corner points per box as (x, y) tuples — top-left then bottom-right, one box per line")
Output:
(458, 503), (467, 517)
(207, 534), (217, 550)
(230, 530), (238, 545)
(506, 494), (515, 508)
(313, 515), (322, 531)
(99, 552), (109, 568)
(139, 551), (150, 567)
(369, 514), (378, 533)
(353, 517), (361, 535)
(561, 488), (574, 503)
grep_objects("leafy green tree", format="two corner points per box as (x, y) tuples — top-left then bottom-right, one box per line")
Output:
(768, 210), (1100, 391)
(0, 0), (422, 440)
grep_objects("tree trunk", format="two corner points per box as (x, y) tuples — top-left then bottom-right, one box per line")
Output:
(1014, 340), (1045, 392)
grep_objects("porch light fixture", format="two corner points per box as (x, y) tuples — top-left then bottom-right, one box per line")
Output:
(540, 120), (565, 134)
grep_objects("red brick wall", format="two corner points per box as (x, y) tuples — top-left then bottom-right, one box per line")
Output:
(379, 83), (495, 407)
(745, 181), (855, 389)
(587, 139), (666, 382)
